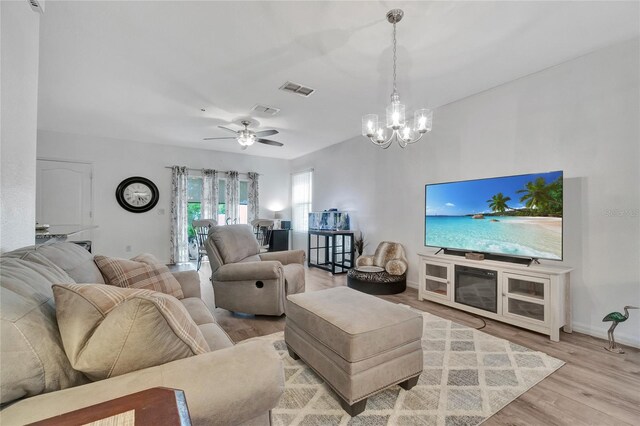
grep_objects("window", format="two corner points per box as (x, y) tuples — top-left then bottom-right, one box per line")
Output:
(187, 176), (203, 241)
(187, 176), (249, 228)
(291, 170), (313, 232)
(239, 180), (248, 224)
(218, 179), (226, 225)
(218, 179), (248, 225)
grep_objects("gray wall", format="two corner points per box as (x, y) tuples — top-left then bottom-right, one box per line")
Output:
(291, 38), (640, 346)
(1, 1), (40, 252)
(37, 130), (291, 262)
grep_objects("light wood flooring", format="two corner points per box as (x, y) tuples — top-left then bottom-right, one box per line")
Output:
(197, 264), (640, 426)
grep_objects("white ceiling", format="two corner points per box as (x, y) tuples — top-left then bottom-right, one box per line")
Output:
(38, 1), (639, 159)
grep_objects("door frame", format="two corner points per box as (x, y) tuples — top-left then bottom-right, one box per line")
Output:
(36, 157), (95, 224)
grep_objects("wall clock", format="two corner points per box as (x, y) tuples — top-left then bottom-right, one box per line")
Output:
(115, 176), (159, 213)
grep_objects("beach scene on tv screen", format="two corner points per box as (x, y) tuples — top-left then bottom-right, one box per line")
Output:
(425, 171), (563, 260)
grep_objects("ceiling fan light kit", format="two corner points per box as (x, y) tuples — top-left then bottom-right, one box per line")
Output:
(203, 120), (283, 150)
(362, 9), (433, 149)
(237, 121), (256, 147)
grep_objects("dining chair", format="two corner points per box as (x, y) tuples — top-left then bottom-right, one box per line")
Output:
(193, 219), (216, 270)
(251, 219), (274, 253)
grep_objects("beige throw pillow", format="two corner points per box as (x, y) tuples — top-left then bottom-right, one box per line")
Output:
(94, 254), (184, 299)
(53, 284), (210, 381)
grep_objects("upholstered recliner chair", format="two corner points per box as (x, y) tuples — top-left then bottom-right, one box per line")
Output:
(348, 241), (408, 295)
(205, 224), (305, 316)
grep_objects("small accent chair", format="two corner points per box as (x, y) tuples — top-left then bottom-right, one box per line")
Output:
(251, 219), (275, 253)
(348, 241), (408, 295)
(193, 219), (216, 271)
(205, 224), (306, 316)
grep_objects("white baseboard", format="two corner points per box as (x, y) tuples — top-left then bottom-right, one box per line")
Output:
(405, 281), (640, 349)
(406, 280), (418, 290)
(571, 321), (640, 348)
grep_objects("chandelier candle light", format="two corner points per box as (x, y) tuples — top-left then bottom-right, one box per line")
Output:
(362, 9), (433, 149)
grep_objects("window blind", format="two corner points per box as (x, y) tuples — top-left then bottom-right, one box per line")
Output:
(291, 170), (313, 232)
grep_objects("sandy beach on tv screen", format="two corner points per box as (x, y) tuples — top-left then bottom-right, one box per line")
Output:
(506, 217), (562, 233)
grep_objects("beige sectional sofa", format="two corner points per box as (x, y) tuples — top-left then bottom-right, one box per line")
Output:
(0, 242), (284, 425)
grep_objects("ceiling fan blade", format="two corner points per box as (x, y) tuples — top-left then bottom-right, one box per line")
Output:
(254, 129), (279, 137)
(203, 137), (236, 140)
(256, 138), (284, 147)
(217, 126), (239, 134)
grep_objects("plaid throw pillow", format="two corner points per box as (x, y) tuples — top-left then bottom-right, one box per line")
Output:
(94, 254), (184, 299)
(53, 283), (210, 381)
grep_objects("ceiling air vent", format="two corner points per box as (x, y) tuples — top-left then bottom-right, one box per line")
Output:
(279, 81), (315, 97)
(27, 0), (45, 13)
(251, 104), (281, 116)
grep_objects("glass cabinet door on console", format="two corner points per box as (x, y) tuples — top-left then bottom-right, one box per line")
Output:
(502, 273), (549, 325)
(422, 260), (451, 300)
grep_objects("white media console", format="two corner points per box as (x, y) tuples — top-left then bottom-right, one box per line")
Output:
(418, 253), (572, 341)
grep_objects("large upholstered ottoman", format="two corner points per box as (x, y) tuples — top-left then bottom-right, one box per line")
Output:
(285, 287), (423, 416)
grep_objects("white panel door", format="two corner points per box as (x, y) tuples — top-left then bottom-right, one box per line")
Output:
(36, 160), (93, 230)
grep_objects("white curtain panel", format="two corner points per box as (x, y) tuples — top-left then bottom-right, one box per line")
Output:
(225, 171), (239, 224)
(247, 172), (260, 222)
(170, 166), (189, 263)
(201, 169), (219, 222)
(291, 170), (313, 232)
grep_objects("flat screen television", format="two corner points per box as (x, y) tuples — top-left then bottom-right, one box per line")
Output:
(425, 171), (563, 261)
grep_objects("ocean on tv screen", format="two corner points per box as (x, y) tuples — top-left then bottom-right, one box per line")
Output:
(425, 171), (563, 260)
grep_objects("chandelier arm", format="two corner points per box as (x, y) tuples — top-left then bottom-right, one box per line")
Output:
(373, 138), (392, 149)
(368, 137), (382, 147)
(404, 132), (426, 145)
(368, 134), (393, 149)
(370, 131), (396, 146)
(382, 132), (396, 146)
(368, 127), (424, 149)
(380, 133), (395, 149)
(393, 131), (408, 148)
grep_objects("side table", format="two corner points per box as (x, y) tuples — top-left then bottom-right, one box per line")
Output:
(268, 229), (291, 251)
(307, 230), (354, 274)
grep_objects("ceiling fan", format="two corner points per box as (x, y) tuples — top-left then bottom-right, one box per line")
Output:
(204, 120), (283, 150)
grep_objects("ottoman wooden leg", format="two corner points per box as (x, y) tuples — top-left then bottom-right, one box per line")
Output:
(286, 345), (300, 360)
(339, 398), (367, 417)
(399, 375), (420, 391)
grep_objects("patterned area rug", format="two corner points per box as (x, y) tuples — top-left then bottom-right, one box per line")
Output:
(250, 310), (564, 426)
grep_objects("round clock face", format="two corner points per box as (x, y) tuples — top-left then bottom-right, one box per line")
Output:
(115, 177), (159, 213)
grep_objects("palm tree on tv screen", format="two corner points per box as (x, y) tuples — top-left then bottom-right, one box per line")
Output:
(487, 193), (511, 213)
(516, 177), (552, 211)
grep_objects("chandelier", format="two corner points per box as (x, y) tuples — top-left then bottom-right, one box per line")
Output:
(361, 9), (433, 149)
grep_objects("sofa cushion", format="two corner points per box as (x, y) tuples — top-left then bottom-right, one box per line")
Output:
(129, 252), (163, 265)
(238, 254), (262, 263)
(0, 256), (88, 404)
(94, 255), (184, 299)
(178, 298), (234, 350)
(179, 297), (216, 326)
(209, 225), (260, 264)
(3, 242), (105, 284)
(53, 284), (209, 381)
(198, 323), (234, 350)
